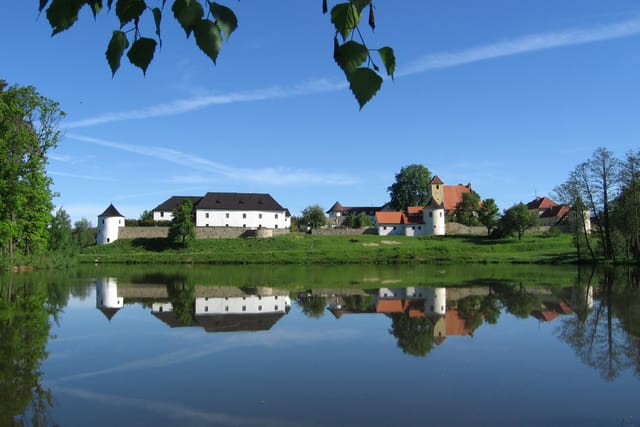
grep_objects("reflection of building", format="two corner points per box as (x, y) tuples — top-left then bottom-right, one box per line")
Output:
(531, 295), (573, 322)
(151, 288), (291, 333)
(95, 277), (124, 320)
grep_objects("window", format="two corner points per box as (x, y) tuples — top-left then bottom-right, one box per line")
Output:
(242, 213), (246, 219)
(205, 213), (209, 218)
(258, 305), (262, 311)
(225, 213), (229, 218)
(440, 212), (443, 217)
(225, 306), (229, 312)
(243, 224), (246, 228)
(429, 212), (433, 218)
(275, 214), (278, 219)
(259, 213), (262, 219)
(242, 305), (246, 312)
(160, 212), (164, 217)
(205, 306), (209, 312)
(275, 225), (278, 228)
(383, 226), (387, 230)
(275, 305), (278, 310)
(225, 224), (229, 227)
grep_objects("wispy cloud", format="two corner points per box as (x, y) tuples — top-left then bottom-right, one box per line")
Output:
(64, 79), (345, 129)
(67, 133), (359, 186)
(49, 171), (120, 182)
(400, 16), (640, 76)
(61, 17), (640, 129)
(54, 387), (313, 427)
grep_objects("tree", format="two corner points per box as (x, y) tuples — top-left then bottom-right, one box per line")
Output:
(138, 209), (155, 226)
(300, 205), (327, 229)
(453, 190), (481, 226)
(72, 218), (96, 248)
(0, 81), (64, 257)
(37, 0), (395, 109)
(611, 150), (640, 259)
(500, 203), (538, 240)
(387, 164), (432, 210)
(389, 312), (434, 357)
(478, 198), (500, 236)
(48, 207), (72, 251)
(168, 199), (195, 246)
(298, 294), (327, 319)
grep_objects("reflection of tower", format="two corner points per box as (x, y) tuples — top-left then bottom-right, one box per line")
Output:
(96, 277), (124, 321)
(424, 288), (447, 344)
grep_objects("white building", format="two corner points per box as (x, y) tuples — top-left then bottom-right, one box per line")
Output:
(96, 204), (125, 245)
(374, 198), (445, 236)
(152, 192), (291, 230)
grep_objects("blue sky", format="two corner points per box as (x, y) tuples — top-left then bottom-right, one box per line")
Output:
(3, 1), (640, 224)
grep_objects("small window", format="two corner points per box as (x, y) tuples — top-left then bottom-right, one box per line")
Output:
(243, 224), (246, 228)
(383, 226), (387, 230)
(429, 212), (433, 218)
(226, 213), (229, 218)
(242, 213), (246, 219)
(206, 224), (209, 227)
(242, 305), (246, 312)
(160, 212), (164, 217)
(205, 213), (209, 218)
(225, 306), (229, 312)
(205, 306), (209, 312)
(275, 214), (279, 219)
(225, 224), (229, 227)
(275, 225), (278, 229)
(258, 305), (262, 311)
(275, 305), (278, 310)
(259, 213), (262, 219)
(440, 212), (443, 217)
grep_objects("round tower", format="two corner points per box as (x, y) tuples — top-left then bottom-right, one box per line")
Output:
(423, 198), (445, 236)
(96, 277), (123, 320)
(97, 204), (125, 245)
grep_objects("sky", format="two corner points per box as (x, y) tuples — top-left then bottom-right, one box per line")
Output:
(2, 1), (640, 224)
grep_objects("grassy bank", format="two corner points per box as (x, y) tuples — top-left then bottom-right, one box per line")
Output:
(77, 233), (578, 265)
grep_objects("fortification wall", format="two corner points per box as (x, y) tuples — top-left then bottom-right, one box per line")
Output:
(118, 226), (289, 239)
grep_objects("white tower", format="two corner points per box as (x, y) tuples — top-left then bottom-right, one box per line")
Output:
(423, 198), (445, 236)
(96, 277), (124, 321)
(425, 287), (447, 316)
(97, 204), (125, 245)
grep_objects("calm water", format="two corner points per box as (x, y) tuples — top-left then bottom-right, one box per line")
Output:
(2, 265), (639, 426)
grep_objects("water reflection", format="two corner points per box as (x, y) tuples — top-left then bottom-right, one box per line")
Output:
(1, 267), (639, 425)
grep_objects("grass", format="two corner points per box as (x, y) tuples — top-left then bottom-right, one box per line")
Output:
(77, 232), (578, 265)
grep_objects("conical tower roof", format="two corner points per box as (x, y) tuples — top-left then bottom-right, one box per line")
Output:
(99, 203), (124, 218)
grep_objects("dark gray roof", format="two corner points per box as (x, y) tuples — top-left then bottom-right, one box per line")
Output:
(195, 192), (286, 211)
(99, 204), (124, 217)
(425, 198), (444, 210)
(196, 313), (286, 333)
(152, 196), (202, 212)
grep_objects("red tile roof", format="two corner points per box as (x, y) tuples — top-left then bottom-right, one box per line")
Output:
(526, 197), (558, 210)
(376, 299), (404, 313)
(375, 211), (404, 224)
(443, 185), (472, 211)
(407, 206), (424, 214)
(431, 176), (444, 185)
(540, 204), (570, 219)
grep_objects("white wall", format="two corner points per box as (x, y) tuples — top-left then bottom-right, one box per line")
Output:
(195, 295), (291, 314)
(153, 211), (173, 222)
(97, 215), (124, 244)
(195, 209), (289, 229)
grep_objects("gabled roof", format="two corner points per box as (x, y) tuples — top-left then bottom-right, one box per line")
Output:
(443, 184), (472, 211)
(540, 204), (571, 219)
(195, 192), (286, 211)
(431, 176), (444, 185)
(407, 206), (424, 214)
(526, 197), (558, 210)
(375, 211), (405, 225)
(99, 203), (124, 218)
(327, 201), (345, 213)
(152, 196), (202, 212)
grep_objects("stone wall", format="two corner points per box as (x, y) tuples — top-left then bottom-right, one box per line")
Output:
(118, 226), (289, 240)
(311, 227), (376, 236)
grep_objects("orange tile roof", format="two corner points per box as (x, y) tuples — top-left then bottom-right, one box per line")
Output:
(376, 299), (404, 313)
(526, 197), (558, 210)
(407, 206), (424, 214)
(540, 204), (570, 219)
(375, 211), (404, 224)
(445, 309), (473, 336)
(443, 185), (472, 211)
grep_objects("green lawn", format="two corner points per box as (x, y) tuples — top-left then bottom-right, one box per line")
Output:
(78, 232), (578, 265)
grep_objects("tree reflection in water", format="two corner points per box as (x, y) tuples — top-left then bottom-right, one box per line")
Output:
(0, 280), (54, 426)
(557, 268), (640, 381)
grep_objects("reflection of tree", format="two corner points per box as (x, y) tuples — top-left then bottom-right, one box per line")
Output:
(342, 295), (375, 312)
(456, 293), (502, 331)
(0, 280), (54, 425)
(494, 282), (541, 319)
(557, 269), (640, 381)
(166, 277), (195, 326)
(297, 295), (327, 319)
(389, 312), (433, 357)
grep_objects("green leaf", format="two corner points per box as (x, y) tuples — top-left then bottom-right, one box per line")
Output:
(377, 46), (395, 79)
(331, 3), (361, 41)
(127, 37), (157, 75)
(115, 0), (146, 28)
(46, 0), (84, 35)
(334, 40), (368, 76)
(209, 2), (238, 40)
(172, 0), (204, 37)
(106, 30), (129, 76)
(347, 67), (382, 109)
(152, 7), (162, 41)
(351, 0), (371, 13)
(86, 0), (103, 18)
(193, 19), (222, 64)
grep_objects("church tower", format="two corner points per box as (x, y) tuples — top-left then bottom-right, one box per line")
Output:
(429, 176), (445, 206)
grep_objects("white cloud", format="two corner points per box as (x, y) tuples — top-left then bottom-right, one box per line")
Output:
(400, 17), (640, 76)
(60, 17), (640, 129)
(67, 133), (360, 186)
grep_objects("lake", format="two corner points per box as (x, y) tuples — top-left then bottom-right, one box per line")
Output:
(1, 264), (639, 426)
